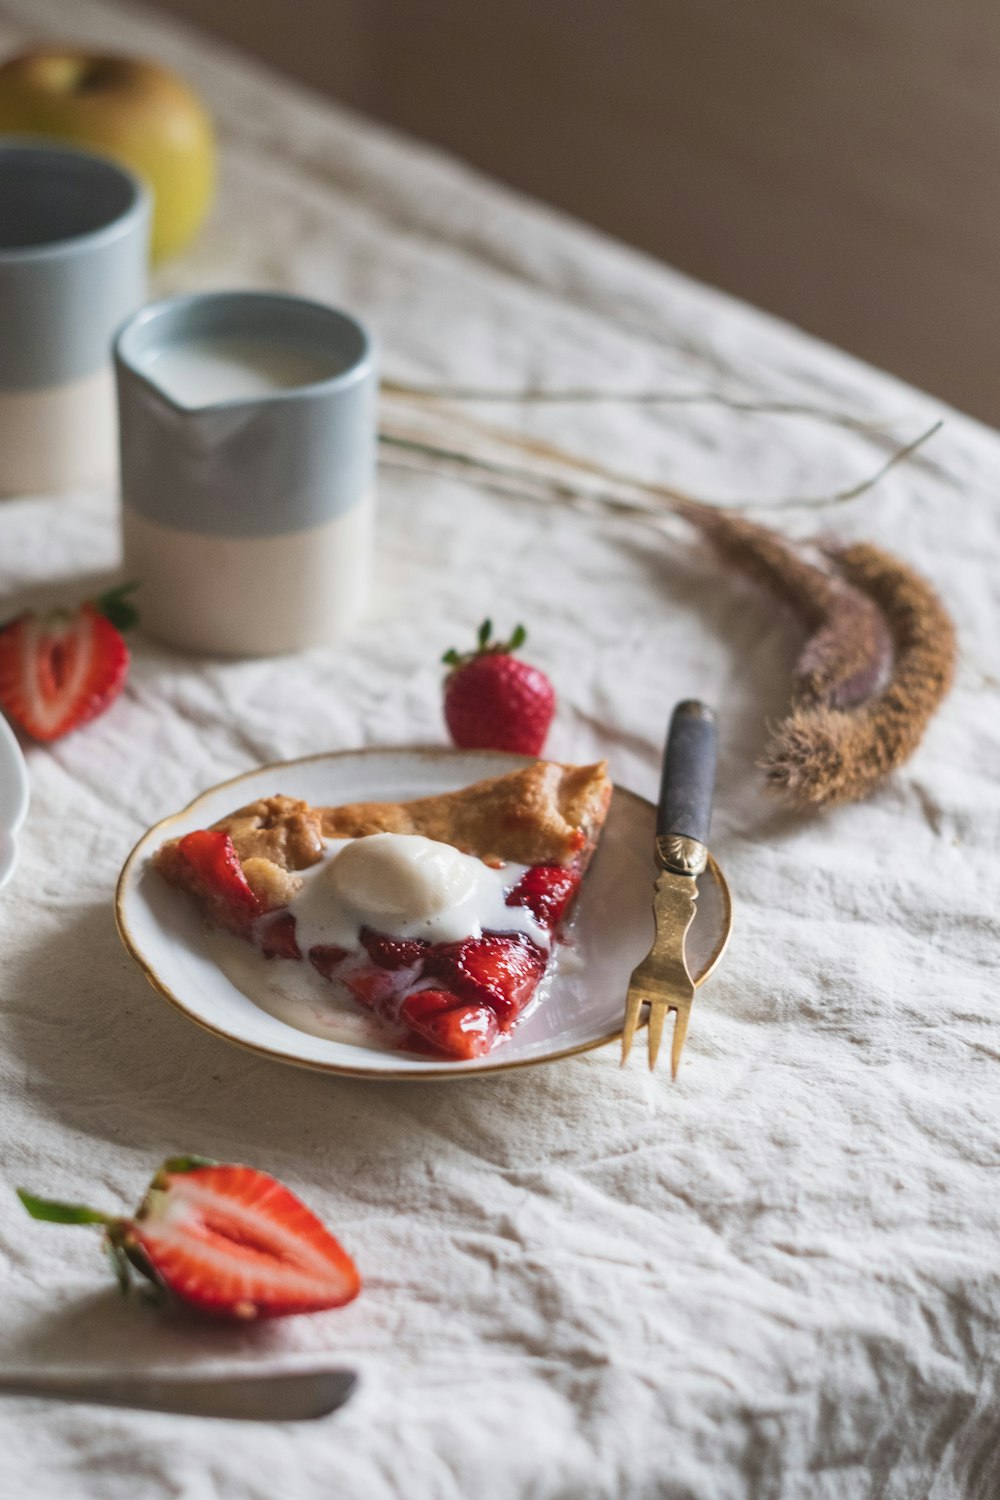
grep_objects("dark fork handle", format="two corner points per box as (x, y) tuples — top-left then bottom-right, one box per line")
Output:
(658, 700), (717, 847)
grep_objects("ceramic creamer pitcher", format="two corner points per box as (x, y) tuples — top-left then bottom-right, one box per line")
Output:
(114, 290), (376, 655)
(0, 141), (148, 495)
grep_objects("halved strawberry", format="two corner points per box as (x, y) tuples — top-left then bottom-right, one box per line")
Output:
(177, 830), (261, 932)
(360, 928), (429, 970)
(260, 912), (301, 960)
(18, 1157), (360, 1320)
(423, 933), (546, 1028)
(506, 866), (580, 930)
(400, 989), (498, 1059)
(0, 602), (129, 742)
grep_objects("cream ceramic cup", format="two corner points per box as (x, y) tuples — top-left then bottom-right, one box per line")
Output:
(0, 141), (149, 495)
(114, 291), (377, 656)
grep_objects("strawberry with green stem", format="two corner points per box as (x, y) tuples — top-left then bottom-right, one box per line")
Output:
(18, 1155), (360, 1320)
(443, 619), (555, 756)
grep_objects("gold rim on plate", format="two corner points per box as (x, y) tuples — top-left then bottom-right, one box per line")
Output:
(115, 746), (733, 1080)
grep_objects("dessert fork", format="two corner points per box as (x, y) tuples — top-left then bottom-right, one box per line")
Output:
(621, 700), (717, 1076)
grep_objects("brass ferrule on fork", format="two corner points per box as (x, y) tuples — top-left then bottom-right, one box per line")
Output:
(655, 834), (708, 877)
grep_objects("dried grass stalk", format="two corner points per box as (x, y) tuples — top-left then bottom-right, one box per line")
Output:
(682, 510), (894, 711)
(378, 396), (956, 810)
(760, 542), (957, 806)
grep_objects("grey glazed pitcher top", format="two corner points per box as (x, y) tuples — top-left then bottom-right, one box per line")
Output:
(0, 141), (148, 391)
(114, 291), (377, 539)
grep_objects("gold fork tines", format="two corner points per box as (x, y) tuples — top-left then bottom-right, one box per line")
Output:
(620, 866), (700, 1075)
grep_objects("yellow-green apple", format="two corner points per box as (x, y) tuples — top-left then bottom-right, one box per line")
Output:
(0, 50), (216, 261)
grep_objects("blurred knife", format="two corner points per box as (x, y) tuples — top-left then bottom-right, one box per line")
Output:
(0, 1365), (357, 1422)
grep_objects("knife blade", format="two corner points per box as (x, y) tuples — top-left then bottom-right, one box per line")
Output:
(621, 699), (718, 1076)
(0, 1365), (358, 1422)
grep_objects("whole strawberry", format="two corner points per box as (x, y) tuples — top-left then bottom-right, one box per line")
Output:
(443, 619), (555, 756)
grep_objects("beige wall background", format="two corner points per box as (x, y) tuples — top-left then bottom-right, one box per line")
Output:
(153, 0), (1000, 427)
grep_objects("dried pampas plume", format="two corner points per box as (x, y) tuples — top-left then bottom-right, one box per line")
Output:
(760, 541), (957, 805)
(379, 383), (957, 810)
(645, 506), (956, 806)
(675, 509), (895, 713)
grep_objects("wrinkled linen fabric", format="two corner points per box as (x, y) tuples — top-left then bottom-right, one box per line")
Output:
(1, 1), (998, 1497)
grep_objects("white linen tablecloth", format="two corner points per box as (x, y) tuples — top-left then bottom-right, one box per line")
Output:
(1, 2), (998, 1496)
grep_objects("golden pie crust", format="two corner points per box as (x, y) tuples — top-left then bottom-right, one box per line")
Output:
(156, 760), (612, 911)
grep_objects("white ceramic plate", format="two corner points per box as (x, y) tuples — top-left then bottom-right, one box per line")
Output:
(0, 712), (29, 892)
(116, 748), (732, 1079)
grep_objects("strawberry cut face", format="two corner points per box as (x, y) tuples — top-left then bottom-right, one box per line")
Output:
(18, 1156), (362, 1322)
(0, 604), (128, 742)
(129, 1162), (360, 1319)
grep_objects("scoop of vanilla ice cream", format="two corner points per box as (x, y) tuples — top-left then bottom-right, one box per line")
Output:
(287, 831), (550, 952)
(326, 833), (477, 922)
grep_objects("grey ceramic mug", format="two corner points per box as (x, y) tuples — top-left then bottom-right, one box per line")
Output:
(0, 140), (149, 495)
(115, 291), (377, 655)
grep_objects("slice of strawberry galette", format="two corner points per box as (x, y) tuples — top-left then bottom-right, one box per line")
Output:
(155, 760), (612, 1061)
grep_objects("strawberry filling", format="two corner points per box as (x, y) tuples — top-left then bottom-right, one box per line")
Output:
(400, 989), (498, 1058)
(360, 928), (429, 970)
(186, 831), (583, 1061)
(177, 830), (262, 935)
(423, 933), (546, 1029)
(506, 865), (580, 930)
(341, 964), (413, 1013)
(314, 919), (553, 1058)
(260, 911), (301, 960)
(254, 914), (551, 1058)
(309, 943), (350, 980)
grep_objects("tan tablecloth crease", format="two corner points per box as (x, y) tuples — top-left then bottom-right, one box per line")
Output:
(0, 2), (997, 1497)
